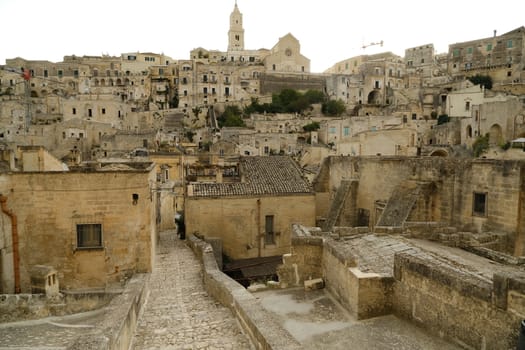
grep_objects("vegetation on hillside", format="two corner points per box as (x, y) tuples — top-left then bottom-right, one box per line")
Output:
(437, 114), (450, 125)
(467, 74), (493, 89)
(472, 133), (489, 157)
(243, 89), (343, 117)
(302, 121), (320, 132)
(218, 105), (245, 127)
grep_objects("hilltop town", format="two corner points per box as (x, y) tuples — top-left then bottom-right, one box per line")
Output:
(0, 3), (524, 350)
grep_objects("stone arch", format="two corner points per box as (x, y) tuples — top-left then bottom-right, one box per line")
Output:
(466, 125), (472, 138)
(367, 90), (381, 104)
(100, 79), (106, 86)
(489, 124), (503, 145)
(430, 149), (448, 157)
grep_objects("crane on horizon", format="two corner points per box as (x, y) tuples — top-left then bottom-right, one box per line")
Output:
(362, 40), (384, 50)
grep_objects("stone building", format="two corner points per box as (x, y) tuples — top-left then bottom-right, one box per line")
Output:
(448, 26), (525, 85)
(405, 44), (436, 78)
(184, 156), (315, 260)
(0, 158), (157, 293)
(316, 156), (525, 256)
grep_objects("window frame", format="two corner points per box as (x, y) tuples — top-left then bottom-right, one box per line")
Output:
(76, 223), (103, 250)
(264, 215), (275, 245)
(472, 192), (488, 217)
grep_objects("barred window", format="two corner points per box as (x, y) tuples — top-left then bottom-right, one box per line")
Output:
(76, 224), (102, 249)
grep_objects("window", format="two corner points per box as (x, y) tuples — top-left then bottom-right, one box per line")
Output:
(329, 127), (336, 134)
(72, 108), (76, 115)
(58, 70), (63, 78)
(486, 43), (492, 51)
(44, 70), (48, 77)
(101, 108), (106, 114)
(453, 49), (460, 57)
(88, 109), (92, 117)
(265, 215), (275, 244)
(76, 224), (102, 249)
(467, 47), (473, 54)
(344, 127), (350, 136)
(473, 192), (487, 217)
(465, 101), (470, 111)
(507, 40), (513, 48)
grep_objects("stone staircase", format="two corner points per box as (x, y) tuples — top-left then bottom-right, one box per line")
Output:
(376, 181), (423, 228)
(322, 180), (355, 232)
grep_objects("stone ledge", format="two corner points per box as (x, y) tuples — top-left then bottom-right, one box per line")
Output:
(187, 235), (302, 350)
(66, 274), (148, 350)
(393, 252), (492, 302)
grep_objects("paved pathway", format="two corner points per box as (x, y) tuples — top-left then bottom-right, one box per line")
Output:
(130, 230), (252, 350)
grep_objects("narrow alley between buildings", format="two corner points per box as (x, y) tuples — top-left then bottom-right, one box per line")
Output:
(130, 230), (252, 349)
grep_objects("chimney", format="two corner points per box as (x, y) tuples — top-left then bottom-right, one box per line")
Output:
(494, 30), (497, 38)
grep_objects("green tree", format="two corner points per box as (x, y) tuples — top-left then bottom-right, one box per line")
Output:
(302, 121), (320, 132)
(303, 90), (325, 104)
(472, 133), (489, 157)
(218, 105), (246, 127)
(321, 99), (346, 116)
(437, 114), (450, 125)
(467, 74), (493, 89)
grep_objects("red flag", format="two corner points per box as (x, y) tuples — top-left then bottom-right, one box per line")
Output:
(22, 69), (31, 81)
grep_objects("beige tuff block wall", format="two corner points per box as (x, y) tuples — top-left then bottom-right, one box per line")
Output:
(277, 236), (323, 288)
(393, 253), (524, 349)
(322, 241), (393, 319)
(185, 194), (316, 260)
(317, 156), (525, 253)
(0, 168), (156, 292)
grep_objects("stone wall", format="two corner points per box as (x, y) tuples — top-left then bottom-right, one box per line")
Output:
(259, 73), (325, 95)
(66, 274), (148, 350)
(187, 235), (302, 350)
(316, 156), (525, 254)
(0, 290), (116, 323)
(0, 167), (157, 292)
(277, 235), (323, 288)
(393, 253), (524, 349)
(322, 240), (393, 320)
(185, 194), (315, 260)
(278, 232), (525, 349)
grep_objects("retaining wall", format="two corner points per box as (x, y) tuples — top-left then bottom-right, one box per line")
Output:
(187, 235), (302, 350)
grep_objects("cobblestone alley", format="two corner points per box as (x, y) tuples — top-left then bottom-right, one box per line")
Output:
(130, 230), (252, 350)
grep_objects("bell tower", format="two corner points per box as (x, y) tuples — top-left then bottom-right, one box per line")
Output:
(228, 1), (244, 51)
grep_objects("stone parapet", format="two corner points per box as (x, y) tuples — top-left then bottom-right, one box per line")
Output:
(66, 274), (148, 350)
(0, 290), (117, 323)
(187, 234), (302, 350)
(393, 252), (523, 349)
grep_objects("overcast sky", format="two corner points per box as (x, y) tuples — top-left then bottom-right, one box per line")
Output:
(1, 0), (523, 72)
